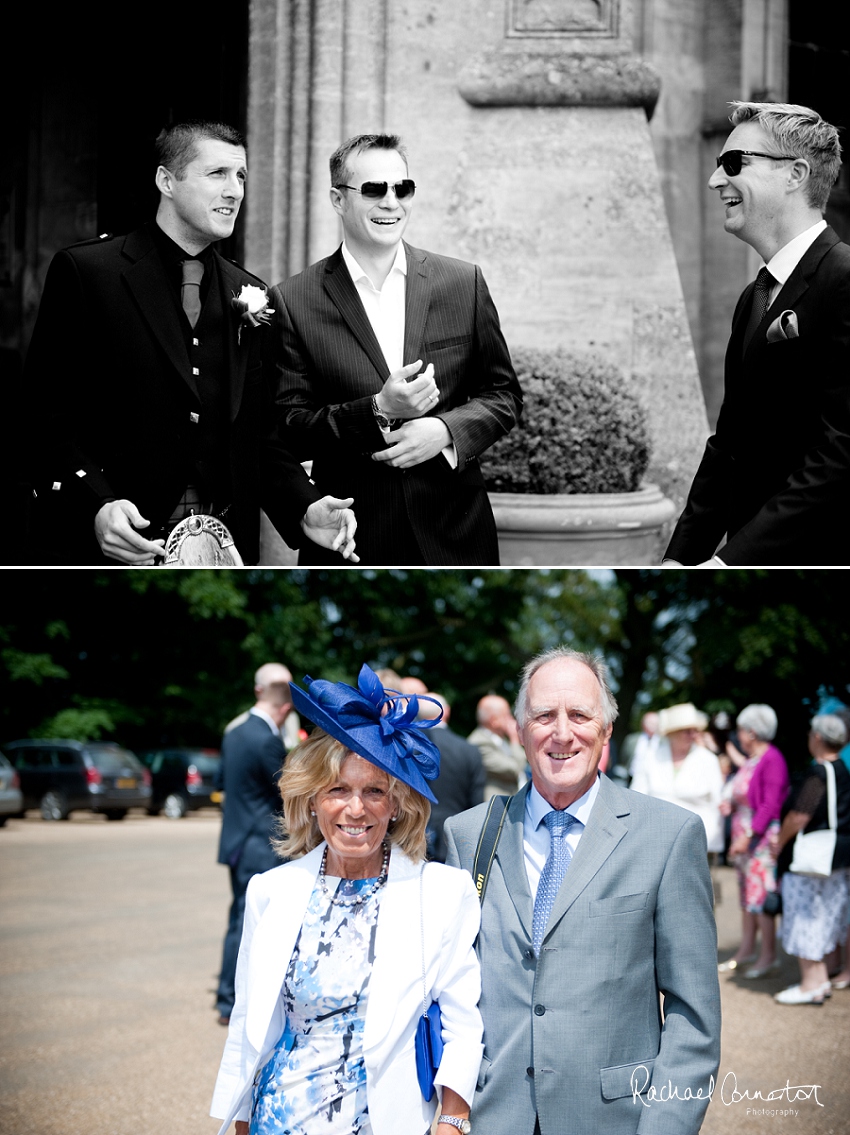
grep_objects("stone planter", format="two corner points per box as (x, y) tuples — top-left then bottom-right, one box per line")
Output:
(489, 482), (676, 566)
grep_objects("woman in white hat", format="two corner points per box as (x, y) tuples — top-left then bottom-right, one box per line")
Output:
(630, 702), (724, 856)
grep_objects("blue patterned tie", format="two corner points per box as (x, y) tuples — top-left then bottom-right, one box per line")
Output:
(532, 810), (580, 956)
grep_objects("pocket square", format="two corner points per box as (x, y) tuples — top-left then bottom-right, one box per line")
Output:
(766, 309), (799, 343)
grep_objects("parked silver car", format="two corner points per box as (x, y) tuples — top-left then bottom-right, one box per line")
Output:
(0, 751), (24, 825)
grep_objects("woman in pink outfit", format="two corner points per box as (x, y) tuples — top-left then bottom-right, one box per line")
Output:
(719, 704), (789, 978)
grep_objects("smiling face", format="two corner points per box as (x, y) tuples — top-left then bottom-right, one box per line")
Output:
(519, 658), (612, 809)
(330, 145), (412, 260)
(155, 137), (247, 253)
(708, 121), (798, 259)
(311, 752), (395, 878)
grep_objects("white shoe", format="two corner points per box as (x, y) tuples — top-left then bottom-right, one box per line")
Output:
(774, 984), (825, 1005)
(718, 954), (757, 973)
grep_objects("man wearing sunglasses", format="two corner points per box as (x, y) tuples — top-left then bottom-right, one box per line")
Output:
(269, 133), (522, 565)
(665, 101), (849, 566)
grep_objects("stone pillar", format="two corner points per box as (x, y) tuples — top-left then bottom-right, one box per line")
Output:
(452, 0), (708, 513)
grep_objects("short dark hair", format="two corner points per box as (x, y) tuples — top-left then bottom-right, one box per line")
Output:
(329, 133), (408, 187)
(155, 121), (246, 180)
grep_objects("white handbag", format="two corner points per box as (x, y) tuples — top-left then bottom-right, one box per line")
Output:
(789, 759), (837, 878)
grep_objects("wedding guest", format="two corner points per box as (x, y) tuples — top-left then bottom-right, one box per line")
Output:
(211, 664), (483, 1135)
(24, 120), (357, 565)
(773, 715), (850, 1004)
(718, 704), (788, 978)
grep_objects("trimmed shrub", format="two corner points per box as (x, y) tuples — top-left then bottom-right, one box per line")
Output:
(481, 346), (650, 494)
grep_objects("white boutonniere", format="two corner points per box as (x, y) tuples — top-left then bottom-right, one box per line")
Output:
(231, 284), (274, 344)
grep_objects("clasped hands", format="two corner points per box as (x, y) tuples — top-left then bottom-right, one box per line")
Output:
(371, 360), (451, 470)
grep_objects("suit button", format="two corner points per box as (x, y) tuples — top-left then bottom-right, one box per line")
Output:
(527, 1067), (535, 1078)
(534, 1004), (545, 1016)
(524, 949), (535, 960)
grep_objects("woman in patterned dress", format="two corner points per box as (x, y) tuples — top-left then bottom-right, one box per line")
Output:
(772, 715), (850, 1005)
(717, 704), (788, 978)
(211, 665), (483, 1135)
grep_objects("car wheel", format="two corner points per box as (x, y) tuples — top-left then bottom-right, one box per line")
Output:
(40, 791), (70, 821)
(104, 810), (127, 821)
(163, 793), (188, 819)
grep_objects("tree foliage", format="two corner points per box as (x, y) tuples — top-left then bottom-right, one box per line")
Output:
(1, 569), (848, 774)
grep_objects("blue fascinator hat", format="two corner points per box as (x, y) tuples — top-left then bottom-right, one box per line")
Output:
(289, 663), (443, 803)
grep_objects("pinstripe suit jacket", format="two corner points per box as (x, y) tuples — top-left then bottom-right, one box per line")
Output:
(269, 243), (522, 565)
(444, 777), (721, 1135)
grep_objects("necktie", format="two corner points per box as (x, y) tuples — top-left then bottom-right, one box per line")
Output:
(532, 809), (580, 956)
(180, 258), (205, 328)
(743, 266), (774, 351)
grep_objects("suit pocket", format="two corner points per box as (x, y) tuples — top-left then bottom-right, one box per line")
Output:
(589, 892), (649, 916)
(600, 1057), (656, 1101)
(476, 1053), (491, 1090)
(425, 335), (467, 352)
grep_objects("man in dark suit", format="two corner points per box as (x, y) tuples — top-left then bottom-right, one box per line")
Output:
(24, 121), (357, 565)
(418, 693), (486, 861)
(215, 662), (292, 1024)
(665, 101), (850, 565)
(270, 132), (522, 565)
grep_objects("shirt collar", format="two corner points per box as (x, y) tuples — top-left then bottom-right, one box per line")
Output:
(765, 218), (827, 286)
(341, 240), (407, 290)
(151, 220), (215, 270)
(527, 775), (600, 830)
(249, 706), (279, 735)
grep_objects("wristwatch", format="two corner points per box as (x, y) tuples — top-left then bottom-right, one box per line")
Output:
(437, 1118), (471, 1134)
(371, 395), (391, 430)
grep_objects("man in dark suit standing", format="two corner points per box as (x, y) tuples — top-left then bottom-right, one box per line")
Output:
(270, 132), (522, 565)
(24, 121), (357, 565)
(419, 693), (486, 862)
(665, 101), (849, 565)
(215, 662), (292, 1025)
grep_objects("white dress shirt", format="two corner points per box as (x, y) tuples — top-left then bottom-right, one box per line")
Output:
(523, 776), (601, 901)
(763, 218), (827, 304)
(340, 241), (458, 467)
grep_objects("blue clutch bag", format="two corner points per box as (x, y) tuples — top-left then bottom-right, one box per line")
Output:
(414, 999), (444, 1101)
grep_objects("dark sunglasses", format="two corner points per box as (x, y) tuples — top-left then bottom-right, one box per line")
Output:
(715, 150), (798, 177)
(335, 179), (416, 200)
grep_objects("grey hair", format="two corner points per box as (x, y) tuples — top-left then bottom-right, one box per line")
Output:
(736, 704), (778, 741)
(514, 646), (618, 729)
(810, 714), (847, 749)
(728, 101), (842, 211)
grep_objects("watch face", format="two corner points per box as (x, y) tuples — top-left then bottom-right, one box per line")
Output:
(461, 1122), (471, 1134)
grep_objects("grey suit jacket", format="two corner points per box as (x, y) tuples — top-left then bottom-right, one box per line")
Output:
(444, 776), (720, 1135)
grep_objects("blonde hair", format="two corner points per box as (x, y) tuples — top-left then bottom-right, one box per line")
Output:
(272, 728), (430, 862)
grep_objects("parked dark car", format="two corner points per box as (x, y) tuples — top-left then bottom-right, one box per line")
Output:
(2, 739), (152, 821)
(0, 751), (24, 825)
(135, 748), (222, 818)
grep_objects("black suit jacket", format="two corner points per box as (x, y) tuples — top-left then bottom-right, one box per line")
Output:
(667, 226), (850, 565)
(24, 225), (320, 564)
(427, 725), (486, 862)
(216, 713), (285, 871)
(270, 242), (522, 565)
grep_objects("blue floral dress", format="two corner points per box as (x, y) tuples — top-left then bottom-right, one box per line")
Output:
(250, 874), (384, 1135)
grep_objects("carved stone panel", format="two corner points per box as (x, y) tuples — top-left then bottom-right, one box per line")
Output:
(506, 0), (618, 38)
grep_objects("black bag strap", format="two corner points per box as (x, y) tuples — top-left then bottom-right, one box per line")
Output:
(472, 794), (510, 903)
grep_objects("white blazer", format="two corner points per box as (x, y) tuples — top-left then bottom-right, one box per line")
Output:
(210, 844), (483, 1135)
(630, 741), (725, 852)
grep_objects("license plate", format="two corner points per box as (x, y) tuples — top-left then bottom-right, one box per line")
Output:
(210, 791), (223, 804)
(116, 778), (137, 789)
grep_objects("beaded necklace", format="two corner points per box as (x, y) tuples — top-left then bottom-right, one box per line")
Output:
(319, 839), (391, 907)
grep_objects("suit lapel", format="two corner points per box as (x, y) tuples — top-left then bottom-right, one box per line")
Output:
(542, 777), (629, 947)
(402, 243), (431, 364)
(218, 254), (251, 421)
(743, 227), (840, 360)
(121, 230), (199, 399)
(495, 786), (534, 939)
(323, 248), (390, 381)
